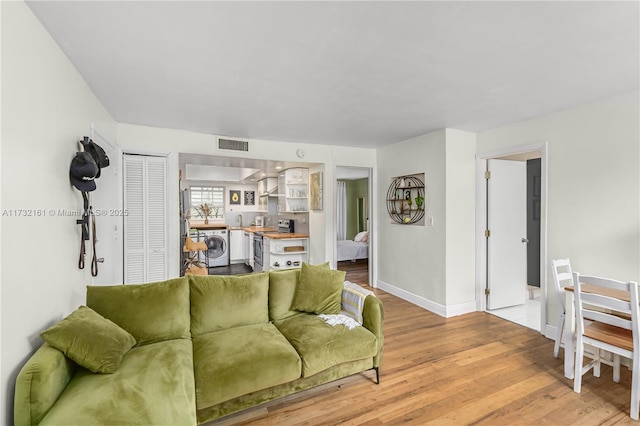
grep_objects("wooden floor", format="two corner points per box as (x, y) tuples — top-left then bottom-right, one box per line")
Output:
(213, 287), (639, 425)
(337, 259), (369, 285)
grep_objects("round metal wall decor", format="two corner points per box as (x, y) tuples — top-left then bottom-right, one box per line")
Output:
(386, 175), (425, 225)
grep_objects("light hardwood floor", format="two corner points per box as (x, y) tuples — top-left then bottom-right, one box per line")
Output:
(337, 259), (369, 285)
(214, 287), (638, 425)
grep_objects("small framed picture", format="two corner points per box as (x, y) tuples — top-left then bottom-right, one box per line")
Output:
(244, 191), (255, 206)
(229, 190), (241, 205)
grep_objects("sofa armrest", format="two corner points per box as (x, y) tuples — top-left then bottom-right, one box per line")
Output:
(14, 343), (78, 426)
(362, 295), (384, 368)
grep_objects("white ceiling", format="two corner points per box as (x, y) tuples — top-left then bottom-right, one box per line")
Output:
(27, 1), (639, 149)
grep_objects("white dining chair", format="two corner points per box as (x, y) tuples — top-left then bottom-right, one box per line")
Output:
(551, 258), (574, 358)
(572, 272), (640, 420)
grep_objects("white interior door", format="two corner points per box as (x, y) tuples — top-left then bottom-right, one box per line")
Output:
(487, 159), (527, 310)
(123, 154), (167, 284)
(87, 126), (121, 285)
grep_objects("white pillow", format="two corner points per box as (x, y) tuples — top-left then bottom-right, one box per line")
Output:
(354, 231), (368, 242)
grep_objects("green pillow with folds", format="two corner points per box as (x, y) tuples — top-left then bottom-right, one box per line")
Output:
(291, 262), (345, 315)
(269, 261), (331, 321)
(86, 277), (190, 345)
(40, 306), (136, 374)
(189, 271), (270, 335)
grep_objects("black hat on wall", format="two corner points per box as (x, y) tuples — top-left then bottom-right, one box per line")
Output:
(82, 137), (110, 178)
(70, 151), (99, 192)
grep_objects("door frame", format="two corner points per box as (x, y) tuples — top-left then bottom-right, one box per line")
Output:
(88, 123), (124, 286)
(334, 166), (375, 288)
(475, 142), (548, 333)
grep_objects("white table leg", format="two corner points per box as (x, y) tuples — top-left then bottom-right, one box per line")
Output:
(564, 290), (575, 379)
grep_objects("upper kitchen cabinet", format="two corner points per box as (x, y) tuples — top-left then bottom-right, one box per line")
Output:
(257, 177), (277, 212)
(278, 168), (309, 213)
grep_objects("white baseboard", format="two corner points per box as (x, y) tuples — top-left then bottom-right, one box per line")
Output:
(447, 300), (478, 317)
(376, 280), (476, 318)
(544, 323), (557, 341)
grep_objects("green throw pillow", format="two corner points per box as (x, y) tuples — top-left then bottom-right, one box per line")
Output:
(291, 262), (345, 314)
(86, 277), (190, 346)
(189, 272), (270, 335)
(40, 306), (136, 374)
(269, 262), (331, 321)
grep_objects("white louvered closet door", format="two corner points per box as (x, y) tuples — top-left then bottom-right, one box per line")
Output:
(123, 154), (167, 284)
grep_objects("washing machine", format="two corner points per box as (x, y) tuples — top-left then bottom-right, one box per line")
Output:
(198, 229), (229, 268)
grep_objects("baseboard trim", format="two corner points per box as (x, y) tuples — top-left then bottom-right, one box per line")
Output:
(544, 323), (557, 341)
(376, 280), (476, 318)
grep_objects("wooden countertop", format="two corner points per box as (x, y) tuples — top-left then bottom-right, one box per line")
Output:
(242, 226), (278, 233)
(263, 232), (309, 239)
(189, 225), (284, 232)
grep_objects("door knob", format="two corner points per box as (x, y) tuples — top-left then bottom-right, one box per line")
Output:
(521, 238), (529, 243)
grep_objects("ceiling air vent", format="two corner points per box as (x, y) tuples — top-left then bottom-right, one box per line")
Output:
(218, 138), (249, 152)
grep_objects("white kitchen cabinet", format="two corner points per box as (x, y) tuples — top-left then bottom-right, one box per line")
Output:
(229, 229), (243, 263)
(257, 177), (277, 212)
(243, 230), (254, 268)
(263, 237), (309, 271)
(277, 168), (309, 213)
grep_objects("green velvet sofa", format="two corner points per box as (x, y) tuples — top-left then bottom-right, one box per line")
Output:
(14, 266), (384, 425)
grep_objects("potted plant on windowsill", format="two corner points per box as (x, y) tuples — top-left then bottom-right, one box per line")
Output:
(196, 203), (212, 224)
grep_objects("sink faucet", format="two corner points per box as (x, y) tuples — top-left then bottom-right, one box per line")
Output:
(237, 214), (243, 227)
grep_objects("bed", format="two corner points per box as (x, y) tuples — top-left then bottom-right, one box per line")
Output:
(337, 231), (369, 262)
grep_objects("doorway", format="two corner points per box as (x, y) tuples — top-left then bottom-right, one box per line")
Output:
(476, 145), (547, 333)
(336, 166), (371, 286)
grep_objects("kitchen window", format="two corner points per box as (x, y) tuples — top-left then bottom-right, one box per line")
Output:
(190, 186), (224, 221)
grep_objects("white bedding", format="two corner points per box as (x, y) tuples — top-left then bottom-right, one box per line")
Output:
(337, 240), (369, 261)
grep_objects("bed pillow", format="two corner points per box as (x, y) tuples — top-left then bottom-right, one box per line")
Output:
(291, 262), (345, 315)
(40, 306), (136, 374)
(354, 231), (368, 242)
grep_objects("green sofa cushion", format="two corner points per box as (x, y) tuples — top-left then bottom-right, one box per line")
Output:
(38, 339), (196, 426)
(291, 262), (345, 315)
(189, 272), (269, 335)
(268, 269), (301, 321)
(275, 313), (377, 377)
(40, 306), (136, 374)
(86, 277), (190, 346)
(193, 323), (301, 409)
(269, 262), (331, 321)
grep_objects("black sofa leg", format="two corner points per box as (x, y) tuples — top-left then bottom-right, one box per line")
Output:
(374, 367), (380, 384)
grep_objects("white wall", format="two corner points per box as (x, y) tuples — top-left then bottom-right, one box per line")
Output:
(377, 130), (448, 305)
(0, 2), (115, 423)
(183, 179), (261, 224)
(444, 129), (477, 307)
(376, 129), (477, 315)
(477, 91), (640, 329)
(115, 123), (377, 277)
